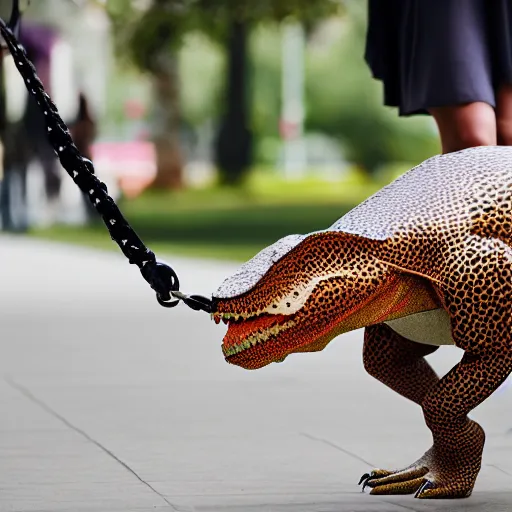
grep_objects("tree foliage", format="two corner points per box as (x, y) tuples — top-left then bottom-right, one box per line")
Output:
(106, 0), (342, 72)
(105, 0), (343, 187)
(105, 0), (439, 177)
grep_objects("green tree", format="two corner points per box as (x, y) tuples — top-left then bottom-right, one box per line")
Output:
(106, 0), (341, 187)
(183, 1), (341, 185)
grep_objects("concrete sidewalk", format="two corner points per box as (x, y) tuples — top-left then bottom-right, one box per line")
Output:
(0, 235), (511, 511)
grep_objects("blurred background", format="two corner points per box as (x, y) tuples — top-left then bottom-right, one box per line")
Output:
(0, 0), (441, 262)
(3, 4), (512, 510)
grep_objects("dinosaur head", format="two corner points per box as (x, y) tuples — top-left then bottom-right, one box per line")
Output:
(212, 232), (389, 370)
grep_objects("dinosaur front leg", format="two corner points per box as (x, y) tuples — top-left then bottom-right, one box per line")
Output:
(363, 324), (440, 405)
(360, 324), (441, 494)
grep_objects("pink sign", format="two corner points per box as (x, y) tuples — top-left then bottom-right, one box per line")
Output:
(91, 141), (156, 198)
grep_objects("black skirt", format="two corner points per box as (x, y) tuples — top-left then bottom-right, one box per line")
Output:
(365, 0), (512, 116)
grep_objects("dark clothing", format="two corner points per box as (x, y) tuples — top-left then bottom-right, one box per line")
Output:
(365, 0), (512, 115)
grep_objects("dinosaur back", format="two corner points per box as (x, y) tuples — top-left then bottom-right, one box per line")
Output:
(330, 146), (512, 242)
(215, 146), (512, 298)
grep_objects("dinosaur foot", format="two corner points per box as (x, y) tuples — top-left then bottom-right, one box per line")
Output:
(359, 465), (429, 496)
(359, 421), (485, 499)
(359, 466), (473, 499)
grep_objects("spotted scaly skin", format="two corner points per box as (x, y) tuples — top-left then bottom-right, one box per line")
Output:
(361, 325), (486, 498)
(211, 146), (512, 499)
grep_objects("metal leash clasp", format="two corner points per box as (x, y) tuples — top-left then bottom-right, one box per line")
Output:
(168, 291), (213, 313)
(144, 261), (212, 313)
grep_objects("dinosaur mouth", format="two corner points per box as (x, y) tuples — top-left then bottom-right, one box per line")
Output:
(213, 312), (295, 357)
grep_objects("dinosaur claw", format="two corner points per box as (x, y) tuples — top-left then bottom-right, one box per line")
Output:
(358, 469), (393, 491)
(361, 473), (376, 492)
(358, 473), (370, 486)
(414, 479), (434, 498)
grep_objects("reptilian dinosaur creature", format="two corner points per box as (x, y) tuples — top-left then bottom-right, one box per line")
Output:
(211, 146), (512, 499)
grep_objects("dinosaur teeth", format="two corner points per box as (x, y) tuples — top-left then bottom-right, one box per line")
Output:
(212, 311), (258, 324)
(222, 320), (296, 357)
(213, 310), (282, 326)
(215, 299), (304, 326)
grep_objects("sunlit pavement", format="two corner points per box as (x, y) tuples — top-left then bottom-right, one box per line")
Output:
(0, 235), (511, 511)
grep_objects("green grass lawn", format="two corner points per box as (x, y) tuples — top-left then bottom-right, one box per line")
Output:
(31, 171), (383, 262)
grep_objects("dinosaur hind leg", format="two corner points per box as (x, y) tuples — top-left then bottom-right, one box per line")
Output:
(365, 243), (512, 498)
(408, 241), (512, 499)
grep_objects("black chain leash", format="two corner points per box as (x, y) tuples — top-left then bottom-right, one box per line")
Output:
(0, 12), (212, 314)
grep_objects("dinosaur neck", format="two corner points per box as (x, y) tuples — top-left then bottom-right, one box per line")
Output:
(293, 273), (442, 356)
(343, 274), (442, 333)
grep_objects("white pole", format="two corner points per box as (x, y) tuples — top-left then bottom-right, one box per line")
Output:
(280, 20), (306, 179)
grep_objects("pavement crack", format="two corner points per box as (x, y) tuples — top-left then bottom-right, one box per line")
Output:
(487, 463), (512, 476)
(299, 432), (375, 467)
(5, 376), (179, 511)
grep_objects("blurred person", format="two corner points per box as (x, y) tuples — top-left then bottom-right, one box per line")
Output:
(365, 1), (512, 154)
(69, 92), (98, 220)
(18, 21), (61, 200)
(1, 20), (59, 230)
(70, 93), (97, 163)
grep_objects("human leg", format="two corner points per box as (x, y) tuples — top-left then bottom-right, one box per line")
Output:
(496, 84), (512, 145)
(429, 102), (496, 154)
